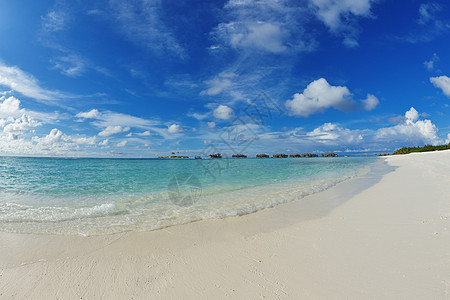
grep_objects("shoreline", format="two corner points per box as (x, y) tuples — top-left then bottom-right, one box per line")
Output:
(1, 151), (449, 298)
(0, 157), (376, 236)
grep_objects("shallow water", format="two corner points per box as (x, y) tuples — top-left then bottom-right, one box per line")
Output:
(0, 156), (377, 235)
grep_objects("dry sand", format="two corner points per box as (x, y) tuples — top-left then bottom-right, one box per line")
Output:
(1, 150), (449, 299)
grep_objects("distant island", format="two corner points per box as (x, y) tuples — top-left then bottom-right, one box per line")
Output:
(157, 155), (190, 159)
(157, 152), (343, 159)
(392, 143), (450, 155)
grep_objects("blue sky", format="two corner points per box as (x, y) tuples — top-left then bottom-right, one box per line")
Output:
(0, 0), (450, 157)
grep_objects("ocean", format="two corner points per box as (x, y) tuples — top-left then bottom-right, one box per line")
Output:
(0, 156), (377, 236)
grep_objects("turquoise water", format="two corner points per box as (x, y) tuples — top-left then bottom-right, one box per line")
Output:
(0, 156), (377, 235)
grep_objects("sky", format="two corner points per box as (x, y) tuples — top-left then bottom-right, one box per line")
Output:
(0, 0), (450, 157)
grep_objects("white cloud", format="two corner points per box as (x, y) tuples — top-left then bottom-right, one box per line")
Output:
(117, 140), (127, 147)
(76, 109), (100, 119)
(98, 125), (130, 137)
(188, 112), (210, 120)
(405, 107), (419, 122)
(37, 128), (70, 145)
(0, 95), (66, 126)
(418, 2), (441, 25)
(41, 9), (67, 32)
(306, 122), (363, 144)
(21, 128), (98, 155)
(137, 130), (151, 136)
(361, 94), (379, 111)
(256, 107), (445, 153)
(430, 75), (450, 97)
(0, 96), (24, 115)
(3, 114), (41, 140)
(50, 54), (86, 77)
(424, 53), (439, 70)
(256, 122), (367, 153)
(200, 72), (236, 96)
(99, 139), (109, 146)
(0, 62), (69, 101)
(215, 21), (288, 53)
(167, 124), (184, 134)
(310, 0), (373, 30)
(72, 136), (96, 145)
(285, 78), (351, 117)
(34, 129), (96, 146)
(212, 0), (315, 54)
(213, 105), (234, 120)
(285, 78), (378, 117)
(91, 111), (160, 129)
(309, 0), (375, 47)
(76, 109), (172, 139)
(207, 122), (216, 129)
(375, 107), (441, 145)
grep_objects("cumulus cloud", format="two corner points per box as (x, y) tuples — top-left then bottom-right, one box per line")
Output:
(76, 109), (100, 119)
(137, 131), (151, 136)
(0, 96), (24, 115)
(0, 95), (66, 126)
(430, 75), (450, 97)
(375, 107), (441, 146)
(213, 105), (234, 120)
(37, 128), (70, 145)
(361, 94), (379, 111)
(99, 139), (109, 146)
(3, 114), (41, 140)
(207, 122), (216, 129)
(167, 124), (184, 134)
(405, 107), (419, 122)
(306, 122), (363, 144)
(285, 78), (378, 117)
(285, 78), (351, 117)
(27, 128), (97, 155)
(98, 125), (130, 137)
(257, 121), (367, 153)
(0, 62), (69, 101)
(257, 107), (445, 153)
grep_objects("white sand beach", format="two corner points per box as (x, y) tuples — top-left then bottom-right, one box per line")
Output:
(1, 150), (449, 299)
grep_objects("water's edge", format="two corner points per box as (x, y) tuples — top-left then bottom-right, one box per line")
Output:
(0, 157), (383, 236)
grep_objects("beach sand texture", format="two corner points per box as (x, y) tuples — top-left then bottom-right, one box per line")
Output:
(1, 150), (449, 299)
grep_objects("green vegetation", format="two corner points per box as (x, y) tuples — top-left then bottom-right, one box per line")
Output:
(392, 143), (450, 155)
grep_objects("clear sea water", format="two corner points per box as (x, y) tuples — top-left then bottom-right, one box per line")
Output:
(0, 156), (377, 236)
